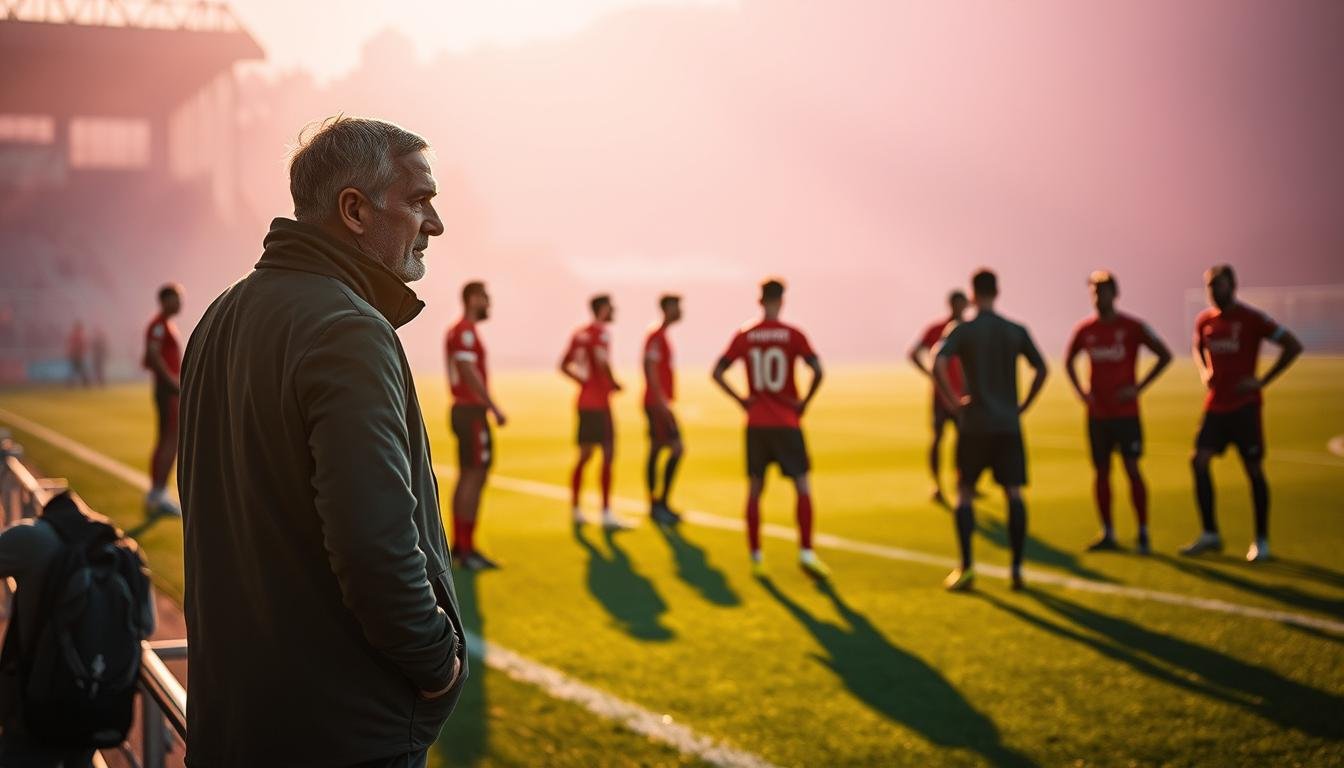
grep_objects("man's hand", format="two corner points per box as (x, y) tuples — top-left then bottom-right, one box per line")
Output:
(1076, 389), (1094, 408)
(1115, 385), (1138, 403)
(491, 406), (508, 427)
(1234, 376), (1262, 395)
(738, 395), (755, 412)
(783, 396), (805, 415)
(419, 656), (463, 701)
(611, 381), (624, 393)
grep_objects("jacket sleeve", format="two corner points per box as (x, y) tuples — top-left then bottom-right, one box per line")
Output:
(295, 314), (458, 692)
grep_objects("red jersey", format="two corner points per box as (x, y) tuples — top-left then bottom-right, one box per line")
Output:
(564, 321), (615, 411)
(720, 318), (817, 429)
(1067, 312), (1152, 419)
(446, 317), (488, 407)
(1196, 302), (1282, 413)
(917, 318), (964, 401)
(643, 325), (675, 407)
(143, 313), (181, 380)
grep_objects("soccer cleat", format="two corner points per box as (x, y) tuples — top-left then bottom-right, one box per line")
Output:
(571, 507), (585, 525)
(1085, 534), (1119, 552)
(1010, 568), (1025, 591)
(930, 488), (948, 507)
(1135, 531), (1152, 556)
(943, 567), (974, 592)
(1180, 531), (1223, 557)
(601, 513), (633, 531)
(1246, 538), (1271, 563)
(651, 503), (681, 527)
(158, 498), (183, 517)
(750, 551), (767, 578)
(799, 550), (831, 580)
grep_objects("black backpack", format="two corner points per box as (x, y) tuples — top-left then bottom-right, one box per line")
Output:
(2, 492), (153, 748)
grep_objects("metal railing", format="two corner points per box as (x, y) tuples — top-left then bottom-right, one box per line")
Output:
(0, 432), (187, 768)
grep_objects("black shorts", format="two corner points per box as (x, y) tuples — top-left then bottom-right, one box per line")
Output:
(1196, 404), (1265, 460)
(933, 399), (958, 434)
(645, 405), (681, 445)
(451, 405), (494, 470)
(153, 380), (178, 438)
(577, 409), (614, 446)
(1088, 416), (1143, 467)
(956, 431), (1027, 488)
(746, 427), (811, 479)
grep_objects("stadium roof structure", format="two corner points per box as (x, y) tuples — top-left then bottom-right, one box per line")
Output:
(0, 0), (264, 115)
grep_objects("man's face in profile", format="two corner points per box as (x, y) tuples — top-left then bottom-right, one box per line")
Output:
(362, 150), (443, 283)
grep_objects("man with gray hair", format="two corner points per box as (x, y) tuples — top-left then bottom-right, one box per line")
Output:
(179, 116), (467, 767)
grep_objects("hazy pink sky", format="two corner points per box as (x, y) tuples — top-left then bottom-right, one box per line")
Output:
(229, 0), (735, 81)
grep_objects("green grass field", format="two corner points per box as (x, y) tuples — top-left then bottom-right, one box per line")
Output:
(2, 359), (1342, 767)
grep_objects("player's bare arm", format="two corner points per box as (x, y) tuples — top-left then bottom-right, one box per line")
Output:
(456, 359), (506, 426)
(932, 355), (962, 413)
(712, 357), (751, 411)
(1130, 325), (1173, 400)
(1192, 334), (1213, 388)
(1063, 344), (1091, 407)
(798, 355), (824, 415)
(908, 341), (932, 378)
(559, 350), (586, 386)
(1019, 356), (1049, 415)
(1241, 326), (1303, 394)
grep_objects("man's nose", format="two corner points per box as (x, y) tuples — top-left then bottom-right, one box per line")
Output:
(423, 202), (445, 237)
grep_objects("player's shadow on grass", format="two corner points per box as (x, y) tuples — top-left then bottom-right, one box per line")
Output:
(758, 578), (1036, 768)
(573, 524), (675, 641)
(976, 516), (1110, 582)
(980, 590), (1344, 740)
(655, 524), (740, 607)
(435, 567), (488, 766)
(124, 506), (174, 539)
(1153, 553), (1344, 618)
(1253, 556), (1344, 591)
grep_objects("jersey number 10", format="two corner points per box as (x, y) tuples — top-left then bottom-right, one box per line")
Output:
(748, 346), (788, 393)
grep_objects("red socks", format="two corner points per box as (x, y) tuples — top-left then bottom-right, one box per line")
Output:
(746, 495), (762, 552)
(453, 517), (475, 557)
(797, 493), (814, 549)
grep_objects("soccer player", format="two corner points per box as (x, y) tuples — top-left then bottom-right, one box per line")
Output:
(66, 320), (90, 387)
(909, 290), (969, 505)
(560, 294), (626, 529)
(935, 269), (1047, 591)
(712, 278), (828, 579)
(644, 294), (684, 527)
(446, 281), (507, 570)
(1065, 271), (1172, 554)
(1182, 264), (1301, 562)
(144, 283), (183, 517)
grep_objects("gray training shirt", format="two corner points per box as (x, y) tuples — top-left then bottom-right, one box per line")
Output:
(937, 309), (1044, 435)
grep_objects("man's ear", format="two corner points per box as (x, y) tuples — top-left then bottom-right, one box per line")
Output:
(337, 187), (368, 235)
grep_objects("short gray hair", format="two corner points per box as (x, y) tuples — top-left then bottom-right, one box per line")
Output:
(288, 116), (429, 222)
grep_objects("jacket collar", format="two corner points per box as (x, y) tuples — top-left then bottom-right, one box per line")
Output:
(256, 218), (425, 328)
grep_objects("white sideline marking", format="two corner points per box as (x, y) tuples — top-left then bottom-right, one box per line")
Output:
(463, 631), (780, 768)
(1329, 435), (1344, 459)
(4, 406), (1341, 634)
(434, 465), (1344, 637)
(0, 408), (776, 768)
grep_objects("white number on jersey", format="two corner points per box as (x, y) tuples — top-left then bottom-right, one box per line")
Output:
(748, 346), (788, 393)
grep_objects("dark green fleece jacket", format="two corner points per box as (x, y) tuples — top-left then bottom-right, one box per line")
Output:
(179, 218), (466, 767)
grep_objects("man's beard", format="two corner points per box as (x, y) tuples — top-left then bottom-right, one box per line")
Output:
(357, 230), (427, 283)
(387, 248), (426, 283)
